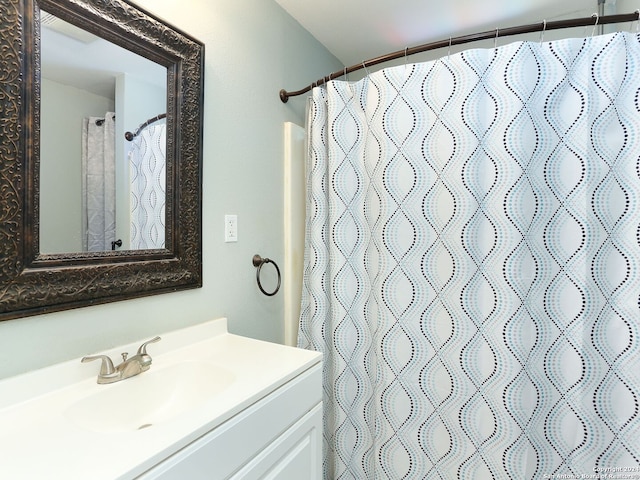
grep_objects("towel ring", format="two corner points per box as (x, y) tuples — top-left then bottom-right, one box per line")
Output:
(252, 254), (281, 296)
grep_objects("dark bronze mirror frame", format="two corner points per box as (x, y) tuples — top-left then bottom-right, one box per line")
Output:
(0, 0), (204, 321)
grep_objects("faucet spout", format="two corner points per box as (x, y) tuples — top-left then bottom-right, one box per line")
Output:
(117, 358), (145, 378)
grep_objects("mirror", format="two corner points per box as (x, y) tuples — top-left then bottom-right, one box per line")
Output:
(39, 10), (168, 253)
(0, 0), (204, 320)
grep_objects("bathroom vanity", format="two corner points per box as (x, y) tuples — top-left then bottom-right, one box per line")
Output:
(0, 318), (322, 479)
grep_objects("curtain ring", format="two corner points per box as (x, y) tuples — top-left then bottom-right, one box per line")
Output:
(540, 19), (546, 44)
(448, 36), (452, 62)
(494, 27), (499, 49)
(252, 254), (281, 296)
(591, 13), (599, 37)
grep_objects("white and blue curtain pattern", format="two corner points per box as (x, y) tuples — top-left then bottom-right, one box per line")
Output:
(298, 31), (640, 479)
(129, 120), (166, 249)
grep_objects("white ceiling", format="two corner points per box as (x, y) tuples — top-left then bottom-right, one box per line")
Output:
(275, 0), (603, 67)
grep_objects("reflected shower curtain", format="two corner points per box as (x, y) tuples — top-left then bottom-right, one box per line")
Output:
(298, 32), (640, 479)
(129, 120), (166, 249)
(82, 112), (116, 251)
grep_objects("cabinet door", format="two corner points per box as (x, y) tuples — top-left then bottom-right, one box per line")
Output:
(231, 403), (322, 480)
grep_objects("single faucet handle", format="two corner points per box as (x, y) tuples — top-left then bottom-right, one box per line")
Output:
(81, 354), (116, 375)
(137, 336), (161, 355)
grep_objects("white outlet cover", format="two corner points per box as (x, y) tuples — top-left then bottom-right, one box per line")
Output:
(225, 214), (238, 242)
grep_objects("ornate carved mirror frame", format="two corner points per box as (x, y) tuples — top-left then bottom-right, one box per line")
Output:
(0, 0), (204, 320)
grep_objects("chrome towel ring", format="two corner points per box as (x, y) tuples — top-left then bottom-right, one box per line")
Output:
(252, 254), (281, 296)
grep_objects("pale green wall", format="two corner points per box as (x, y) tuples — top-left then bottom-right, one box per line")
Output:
(0, 0), (341, 379)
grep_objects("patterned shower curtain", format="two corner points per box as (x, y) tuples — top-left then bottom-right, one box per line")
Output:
(129, 120), (166, 249)
(298, 32), (640, 479)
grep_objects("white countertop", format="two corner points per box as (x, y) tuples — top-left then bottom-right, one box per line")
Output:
(0, 318), (321, 480)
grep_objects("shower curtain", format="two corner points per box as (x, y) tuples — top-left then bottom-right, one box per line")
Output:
(129, 120), (166, 249)
(298, 32), (640, 479)
(82, 112), (116, 251)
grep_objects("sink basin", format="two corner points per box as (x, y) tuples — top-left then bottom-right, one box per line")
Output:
(64, 361), (235, 433)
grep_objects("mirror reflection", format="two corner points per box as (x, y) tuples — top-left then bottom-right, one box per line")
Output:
(39, 10), (167, 253)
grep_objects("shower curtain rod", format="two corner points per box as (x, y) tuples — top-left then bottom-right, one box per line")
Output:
(279, 11), (640, 103)
(125, 113), (167, 141)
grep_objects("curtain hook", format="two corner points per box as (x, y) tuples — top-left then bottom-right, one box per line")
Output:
(448, 36), (452, 62)
(343, 66), (348, 80)
(494, 27), (499, 49)
(591, 13), (599, 37)
(404, 47), (409, 68)
(540, 19), (546, 44)
(635, 10), (640, 33)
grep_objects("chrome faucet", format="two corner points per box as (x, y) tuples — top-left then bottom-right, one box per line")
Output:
(82, 336), (161, 384)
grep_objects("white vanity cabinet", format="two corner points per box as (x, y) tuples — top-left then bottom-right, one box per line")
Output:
(0, 318), (323, 480)
(138, 363), (323, 480)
